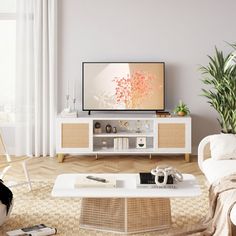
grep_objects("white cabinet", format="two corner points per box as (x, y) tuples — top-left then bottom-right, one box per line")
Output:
(56, 115), (191, 162)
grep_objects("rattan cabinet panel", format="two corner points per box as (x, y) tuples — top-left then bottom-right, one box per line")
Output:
(80, 198), (171, 233)
(61, 123), (89, 148)
(158, 123), (185, 148)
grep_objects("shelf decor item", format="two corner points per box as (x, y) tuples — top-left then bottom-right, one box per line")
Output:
(173, 100), (190, 116)
(101, 140), (108, 150)
(105, 124), (112, 133)
(200, 44), (236, 134)
(114, 138), (129, 150)
(112, 127), (117, 133)
(94, 122), (102, 134)
(136, 137), (146, 149)
(135, 120), (142, 133)
(118, 120), (129, 130)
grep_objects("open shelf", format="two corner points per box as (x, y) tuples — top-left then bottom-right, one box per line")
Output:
(92, 119), (155, 152)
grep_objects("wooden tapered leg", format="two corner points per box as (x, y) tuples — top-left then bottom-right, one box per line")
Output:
(57, 154), (65, 163)
(149, 154), (152, 159)
(185, 153), (190, 162)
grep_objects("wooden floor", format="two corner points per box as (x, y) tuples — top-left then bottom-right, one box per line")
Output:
(5, 154), (203, 182)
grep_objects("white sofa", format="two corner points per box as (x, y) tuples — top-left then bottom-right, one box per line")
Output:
(198, 135), (236, 225)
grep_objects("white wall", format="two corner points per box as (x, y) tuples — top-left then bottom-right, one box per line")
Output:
(58, 0), (236, 153)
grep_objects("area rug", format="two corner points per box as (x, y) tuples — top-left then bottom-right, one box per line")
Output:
(0, 177), (208, 236)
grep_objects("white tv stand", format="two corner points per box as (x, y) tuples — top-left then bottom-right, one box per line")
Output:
(56, 113), (191, 163)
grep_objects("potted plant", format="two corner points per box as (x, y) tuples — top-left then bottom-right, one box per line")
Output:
(200, 44), (236, 134)
(173, 100), (190, 116)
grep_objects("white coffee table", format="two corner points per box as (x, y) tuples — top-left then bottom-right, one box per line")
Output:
(52, 173), (201, 234)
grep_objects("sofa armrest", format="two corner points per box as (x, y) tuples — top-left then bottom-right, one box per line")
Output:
(231, 204), (236, 226)
(198, 135), (236, 227)
(198, 136), (211, 173)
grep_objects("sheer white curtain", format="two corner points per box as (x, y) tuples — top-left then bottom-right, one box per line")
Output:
(15, 0), (57, 157)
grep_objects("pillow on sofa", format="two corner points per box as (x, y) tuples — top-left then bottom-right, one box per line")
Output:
(210, 134), (236, 160)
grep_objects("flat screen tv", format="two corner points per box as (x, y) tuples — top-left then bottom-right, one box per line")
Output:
(82, 62), (165, 112)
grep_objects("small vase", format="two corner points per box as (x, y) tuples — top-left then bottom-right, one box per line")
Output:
(105, 124), (112, 133)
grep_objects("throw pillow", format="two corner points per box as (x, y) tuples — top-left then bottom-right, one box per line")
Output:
(210, 134), (236, 160)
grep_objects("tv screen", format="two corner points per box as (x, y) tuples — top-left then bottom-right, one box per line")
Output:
(82, 62), (165, 111)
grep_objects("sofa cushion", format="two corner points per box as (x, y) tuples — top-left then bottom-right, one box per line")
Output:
(202, 158), (236, 184)
(210, 134), (236, 160)
(231, 205), (236, 225)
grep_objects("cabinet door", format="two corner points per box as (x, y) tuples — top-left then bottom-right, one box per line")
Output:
(158, 123), (185, 148)
(61, 123), (89, 148)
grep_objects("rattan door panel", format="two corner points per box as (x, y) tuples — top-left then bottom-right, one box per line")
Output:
(158, 123), (185, 148)
(80, 198), (125, 232)
(80, 198), (171, 233)
(61, 123), (89, 148)
(127, 198), (171, 232)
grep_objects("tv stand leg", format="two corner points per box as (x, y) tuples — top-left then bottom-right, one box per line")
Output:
(95, 154), (98, 160)
(57, 153), (65, 163)
(149, 154), (152, 159)
(88, 111), (91, 115)
(185, 153), (190, 162)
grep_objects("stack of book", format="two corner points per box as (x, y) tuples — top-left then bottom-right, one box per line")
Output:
(7, 224), (57, 236)
(114, 137), (129, 150)
(136, 173), (177, 189)
(75, 175), (116, 188)
(156, 111), (171, 117)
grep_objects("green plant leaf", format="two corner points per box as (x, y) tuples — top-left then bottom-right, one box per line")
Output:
(200, 44), (236, 133)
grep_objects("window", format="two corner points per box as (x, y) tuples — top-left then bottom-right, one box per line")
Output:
(0, 0), (16, 123)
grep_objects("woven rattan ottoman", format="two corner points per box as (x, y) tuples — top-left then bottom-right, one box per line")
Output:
(52, 173), (201, 234)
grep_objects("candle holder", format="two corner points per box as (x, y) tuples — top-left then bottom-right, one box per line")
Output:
(135, 120), (142, 133)
(66, 94), (70, 109)
(60, 94), (77, 118)
(72, 98), (76, 112)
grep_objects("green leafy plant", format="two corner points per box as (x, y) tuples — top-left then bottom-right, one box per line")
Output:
(200, 44), (236, 134)
(173, 100), (190, 116)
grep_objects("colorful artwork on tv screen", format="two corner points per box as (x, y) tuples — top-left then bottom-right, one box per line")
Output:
(83, 63), (164, 110)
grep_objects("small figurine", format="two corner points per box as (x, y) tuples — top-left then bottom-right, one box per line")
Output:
(105, 124), (112, 133)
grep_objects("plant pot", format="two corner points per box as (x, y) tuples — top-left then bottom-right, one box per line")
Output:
(177, 111), (186, 116)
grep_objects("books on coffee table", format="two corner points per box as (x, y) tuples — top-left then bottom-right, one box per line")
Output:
(136, 173), (177, 189)
(75, 175), (116, 188)
(7, 224), (56, 236)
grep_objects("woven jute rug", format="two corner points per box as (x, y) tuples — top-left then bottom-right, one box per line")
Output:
(0, 177), (209, 236)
